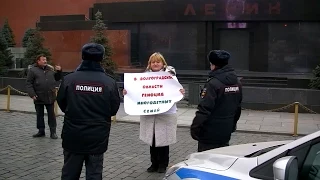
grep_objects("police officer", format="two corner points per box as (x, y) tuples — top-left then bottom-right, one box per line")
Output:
(57, 43), (121, 180)
(190, 50), (242, 152)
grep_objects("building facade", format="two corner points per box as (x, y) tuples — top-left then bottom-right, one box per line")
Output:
(96, 0), (320, 73)
(2, 0), (320, 73)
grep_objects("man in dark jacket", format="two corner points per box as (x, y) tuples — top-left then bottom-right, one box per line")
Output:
(191, 50), (242, 152)
(57, 43), (121, 180)
(26, 54), (62, 139)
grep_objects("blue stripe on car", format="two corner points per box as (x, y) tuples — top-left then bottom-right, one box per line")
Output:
(175, 168), (239, 180)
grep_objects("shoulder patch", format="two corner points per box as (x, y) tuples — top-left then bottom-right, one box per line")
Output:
(74, 83), (104, 94)
(200, 87), (207, 98)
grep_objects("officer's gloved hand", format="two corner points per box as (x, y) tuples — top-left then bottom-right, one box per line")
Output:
(191, 127), (201, 141)
(232, 124), (237, 133)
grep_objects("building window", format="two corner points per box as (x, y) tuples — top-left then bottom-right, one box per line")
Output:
(268, 22), (320, 73)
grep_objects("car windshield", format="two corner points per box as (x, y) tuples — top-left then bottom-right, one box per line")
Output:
(244, 144), (285, 157)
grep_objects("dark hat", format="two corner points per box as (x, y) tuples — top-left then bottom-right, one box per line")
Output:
(207, 50), (230, 67)
(81, 43), (105, 61)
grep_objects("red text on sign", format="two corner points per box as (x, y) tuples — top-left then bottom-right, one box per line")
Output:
(142, 93), (164, 97)
(143, 85), (163, 89)
(140, 76), (173, 81)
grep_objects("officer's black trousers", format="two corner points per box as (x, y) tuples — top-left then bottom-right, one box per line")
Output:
(198, 142), (229, 152)
(35, 104), (57, 131)
(150, 135), (169, 168)
(61, 150), (104, 180)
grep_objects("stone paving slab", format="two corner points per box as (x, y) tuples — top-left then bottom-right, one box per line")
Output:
(0, 112), (299, 180)
(1, 94), (320, 135)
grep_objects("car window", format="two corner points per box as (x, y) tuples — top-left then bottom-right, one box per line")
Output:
(300, 143), (320, 180)
(249, 151), (288, 180)
(249, 140), (311, 180)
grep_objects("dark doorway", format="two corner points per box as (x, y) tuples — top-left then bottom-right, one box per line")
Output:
(219, 30), (250, 70)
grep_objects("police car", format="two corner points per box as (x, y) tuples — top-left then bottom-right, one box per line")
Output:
(164, 130), (320, 180)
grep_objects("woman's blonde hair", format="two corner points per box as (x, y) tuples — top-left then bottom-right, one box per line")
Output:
(146, 52), (167, 71)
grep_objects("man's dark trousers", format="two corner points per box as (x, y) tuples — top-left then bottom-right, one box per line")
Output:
(198, 142), (229, 152)
(35, 104), (56, 132)
(61, 150), (104, 180)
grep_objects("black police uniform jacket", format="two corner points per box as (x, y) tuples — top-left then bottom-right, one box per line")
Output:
(191, 65), (242, 144)
(56, 61), (121, 154)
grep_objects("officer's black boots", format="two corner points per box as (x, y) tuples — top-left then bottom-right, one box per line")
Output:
(33, 130), (45, 138)
(147, 165), (166, 173)
(157, 166), (167, 173)
(50, 128), (58, 139)
(147, 164), (158, 172)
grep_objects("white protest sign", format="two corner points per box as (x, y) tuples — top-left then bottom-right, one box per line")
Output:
(123, 71), (184, 115)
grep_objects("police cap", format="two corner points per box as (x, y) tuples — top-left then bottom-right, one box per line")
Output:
(207, 50), (230, 67)
(82, 43), (105, 62)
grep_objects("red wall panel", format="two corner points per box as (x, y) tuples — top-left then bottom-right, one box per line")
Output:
(0, 0), (98, 47)
(0, 0), (158, 47)
(42, 30), (131, 71)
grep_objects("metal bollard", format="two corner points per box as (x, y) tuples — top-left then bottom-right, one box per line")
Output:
(293, 102), (299, 137)
(111, 116), (116, 124)
(6, 86), (11, 112)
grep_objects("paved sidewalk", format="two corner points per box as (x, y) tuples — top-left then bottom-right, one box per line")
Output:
(0, 112), (298, 180)
(1, 94), (320, 135)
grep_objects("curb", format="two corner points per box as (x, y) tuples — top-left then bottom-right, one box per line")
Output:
(0, 109), (305, 137)
(0, 109), (65, 117)
(115, 119), (304, 137)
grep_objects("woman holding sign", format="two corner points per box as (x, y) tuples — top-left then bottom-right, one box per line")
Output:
(123, 52), (185, 173)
